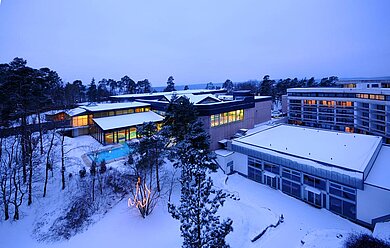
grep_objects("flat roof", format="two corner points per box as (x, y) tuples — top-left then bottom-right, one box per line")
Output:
(93, 111), (164, 131)
(111, 89), (224, 99)
(365, 145), (390, 190)
(81, 102), (150, 112)
(233, 125), (382, 172)
(287, 87), (390, 94)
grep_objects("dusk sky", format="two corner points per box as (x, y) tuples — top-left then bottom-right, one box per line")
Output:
(0, 0), (389, 86)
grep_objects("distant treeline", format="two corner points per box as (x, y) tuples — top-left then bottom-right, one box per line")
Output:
(0, 57), (338, 126)
(231, 75), (339, 100)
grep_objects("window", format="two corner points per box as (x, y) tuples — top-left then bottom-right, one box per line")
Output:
(282, 168), (301, 182)
(248, 157), (261, 168)
(72, 115), (88, 127)
(248, 167), (262, 183)
(304, 100), (316, 105)
(329, 183), (356, 201)
(104, 132), (114, 144)
(304, 174), (326, 190)
(129, 127), (137, 139)
(282, 179), (301, 198)
(264, 163), (279, 174)
(337, 101), (352, 107)
(210, 109), (244, 127)
(329, 196), (356, 219)
(118, 130), (126, 143)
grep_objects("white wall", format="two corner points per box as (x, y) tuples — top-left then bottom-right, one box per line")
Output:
(232, 152), (248, 175)
(357, 184), (390, 224)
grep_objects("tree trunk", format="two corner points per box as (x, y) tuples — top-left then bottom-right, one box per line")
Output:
(92, 176), (95, 202)
(28, 139), (33, 205)
(43, 131), (55, 197)
(12, 169), (19, 220)
(37, 111), (44, 155)
(21, 117), (27, 184)
(61, 134), (65, 190)
(155, 147), (160, 192)
(1, 178), (9, 220)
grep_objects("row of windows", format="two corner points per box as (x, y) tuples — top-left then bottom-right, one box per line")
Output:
(248, 157), (261, 168)
(247, 156), (358, 220)
(210, 109), (244, 127)
(329, 182), (356, 202)
(264, 163), (280, 174)
(93, 107), (150, 118)
(356, 94), (385, 101)
(304, 174), (326, 191)
(289, 92), (389, 100)
(301, 100), (354, 107)
(282, 168), (300, 182)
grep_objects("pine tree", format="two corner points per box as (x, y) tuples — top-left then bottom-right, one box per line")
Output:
(222, 79), (234, 93)
(163, 96), (198, 143)
(259, 75), (274, 97)
(164, 76), (176, 92)
(168, 121), (233, 248)
(87, 78), (98, 102)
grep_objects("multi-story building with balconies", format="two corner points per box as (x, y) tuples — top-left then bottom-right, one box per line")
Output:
(287, 79), (390, 143)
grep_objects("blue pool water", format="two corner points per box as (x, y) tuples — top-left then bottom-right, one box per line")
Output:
(88, 144), (133, 164)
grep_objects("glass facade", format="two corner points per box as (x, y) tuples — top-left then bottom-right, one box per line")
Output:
(210, 109), (244, 127)
(281, 179), (301, 198)
(245, 156), (358, 221)
(248, 167), (262, 183)
(304, 174), (326, 190)
(72, 115), (88, 127)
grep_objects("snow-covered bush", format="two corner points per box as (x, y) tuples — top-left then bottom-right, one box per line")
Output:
(344, 233), (390, 248)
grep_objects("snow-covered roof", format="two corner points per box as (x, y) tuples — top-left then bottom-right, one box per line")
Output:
(233, 125), (382, 173)
(111, 89), (224, 99)
(365, 145), (390, 190)
(254, 96), (272, 100)
(287, 87), (390, 94)
(178, 94), (221, 104)
(93, 111), (164, 131)
(81, 102), (150, 112)
(68, 107), (87, 117)
(214, 149), (234, 157)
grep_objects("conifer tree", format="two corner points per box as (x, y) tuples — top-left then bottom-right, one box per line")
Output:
(168, 121), (233, 248)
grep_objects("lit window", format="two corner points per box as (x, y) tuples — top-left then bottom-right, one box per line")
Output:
(210, 109), (244, 127)
(72, 115), (88, 127)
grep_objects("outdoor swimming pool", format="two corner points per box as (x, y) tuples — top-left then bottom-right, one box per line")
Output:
(88, 144), (133, 164)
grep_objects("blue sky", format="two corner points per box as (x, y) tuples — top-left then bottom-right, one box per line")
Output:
(0, 0), (389, 86)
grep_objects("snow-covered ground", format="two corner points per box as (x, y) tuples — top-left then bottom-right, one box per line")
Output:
(0, 135), (372, 248)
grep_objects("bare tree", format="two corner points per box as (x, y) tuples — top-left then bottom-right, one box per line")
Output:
(60, 133), (66, 190)
(27, 133), (39, 205)
(43, 130), (56, 197)
(0, 137), (18, 220)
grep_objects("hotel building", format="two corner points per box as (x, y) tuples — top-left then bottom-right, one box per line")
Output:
(287, 79), (390, 143)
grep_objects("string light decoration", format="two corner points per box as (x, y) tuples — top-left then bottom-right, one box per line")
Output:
(128, 177), (151, 209)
